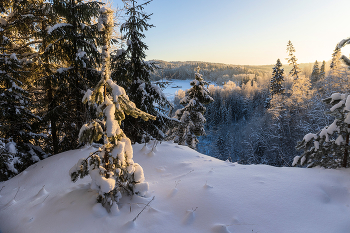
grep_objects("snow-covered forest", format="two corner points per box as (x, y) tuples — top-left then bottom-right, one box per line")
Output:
(164, 47), (350, 167)
(2, 0), (350, 232)
(0, 0), (177, 181)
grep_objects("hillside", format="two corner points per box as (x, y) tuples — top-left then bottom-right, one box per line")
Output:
(1, 142), (350, 233)
(150, 60), (324, 82)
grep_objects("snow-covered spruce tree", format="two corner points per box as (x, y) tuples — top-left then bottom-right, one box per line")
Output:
(270, 58), (284, 97)
(286, 40), (312, 106)
(319, 46), (349, 97)
(286, 40), (300, 80)
(169, 68), (213, 149)
(319, 60), (326, 80)
(266, 58), (284, 109)
(0, 51), (44, 181)
(310, 60), (320, 84)
(40, 0), (103, 154)
(70, 8), (155, 213)
(0, 0), (47, 181)
(294, 93), (350, 168)
(314, 60), (327, 93)
(111, 0), (174, 143)
(294, 38), (350, 168)
(330, 46), (342, 74)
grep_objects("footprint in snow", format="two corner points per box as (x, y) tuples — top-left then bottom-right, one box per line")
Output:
(156, 167), (166, 172)
(4, 199), (17, 209)
(203, 183), (213, 189)
(168, 188), (178, 198)
(140, 145), (149, 153)
(22, 216), (35, 223)
(32, 186), (48, 201)
(231, 216), (240, 224)
(183, 208), (197, 225)
(180, 162), (192, 166)
(212, 224), (231, 233)
(123, 220), (136, 230)
(152, 147), (158, 152)
(147, 151), (155, 157)
(148, 206), (161, 213)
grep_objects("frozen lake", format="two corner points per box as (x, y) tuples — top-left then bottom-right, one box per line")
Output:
(159, 79), (193, 102)
(159, 79), (217, 102)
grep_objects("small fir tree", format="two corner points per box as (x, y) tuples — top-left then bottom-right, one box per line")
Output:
(310, 60), (320, 84)
(169, 68), (213, 149)
(286, 41), (311, 104)
(319, 60), (326, 80)
(330, 46), (342, 73)
(270, 58), (285, 97)
(294, 93), (350, 168)
(315, 60), (327, 92)
(286, 40), (300, 80)
(69, 8), (155, 213)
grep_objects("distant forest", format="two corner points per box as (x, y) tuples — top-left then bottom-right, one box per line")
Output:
(161, 56), (348, 167)
(150, 60), (327, 85)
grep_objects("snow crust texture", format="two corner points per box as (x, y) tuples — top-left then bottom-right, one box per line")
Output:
(1, 143), (350, 233)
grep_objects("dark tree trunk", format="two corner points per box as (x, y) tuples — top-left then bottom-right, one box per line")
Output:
(48, 84), (58, 154)
(343, 126), (349, 168)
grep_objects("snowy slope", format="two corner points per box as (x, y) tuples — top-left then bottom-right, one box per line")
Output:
(1, 141), (350, 233)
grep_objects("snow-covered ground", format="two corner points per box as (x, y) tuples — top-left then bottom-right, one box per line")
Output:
(1, 141), (350, 233)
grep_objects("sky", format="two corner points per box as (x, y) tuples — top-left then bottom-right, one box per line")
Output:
(111, 0), (350, 65)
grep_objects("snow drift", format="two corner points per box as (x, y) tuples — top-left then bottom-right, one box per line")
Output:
(1, 141), (350, 233)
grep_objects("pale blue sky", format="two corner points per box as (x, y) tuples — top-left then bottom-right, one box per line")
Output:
(111, 0), (350, 65)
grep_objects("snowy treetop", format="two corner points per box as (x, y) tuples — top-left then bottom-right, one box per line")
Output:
(98, 7), (114, 32)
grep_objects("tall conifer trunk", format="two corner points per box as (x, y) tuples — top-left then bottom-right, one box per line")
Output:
(48, 83), (58, 154)
(42, 20), (58, 154)
(343, 126), (349, 168)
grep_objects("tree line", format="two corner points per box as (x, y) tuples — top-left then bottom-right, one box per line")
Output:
(188, 41), (350, 168)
